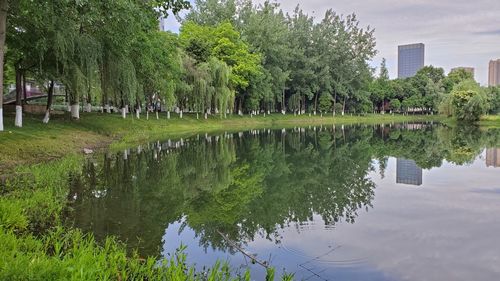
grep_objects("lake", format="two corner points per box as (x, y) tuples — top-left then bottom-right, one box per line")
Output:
(68, 123), (500, 281)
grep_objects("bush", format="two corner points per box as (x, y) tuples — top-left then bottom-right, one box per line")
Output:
(450, 80), (488, 122)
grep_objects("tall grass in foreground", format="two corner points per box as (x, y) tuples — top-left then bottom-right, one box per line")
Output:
(0, 155), (293, 280)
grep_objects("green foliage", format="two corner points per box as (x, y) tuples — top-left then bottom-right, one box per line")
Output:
(485, 86), (500, 114)
(450, 80), (488, 122)
(318, 92), (332, 113)
(390, 99), (401, 112)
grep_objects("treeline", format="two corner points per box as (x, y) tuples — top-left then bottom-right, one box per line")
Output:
(370, 62), (500, 121)
(1, 0), (499, 131)
(0, 0), (377, 129)
(0, 0), (190, 129)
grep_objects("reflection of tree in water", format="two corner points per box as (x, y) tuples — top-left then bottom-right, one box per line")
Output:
(68, 124), (500, 256)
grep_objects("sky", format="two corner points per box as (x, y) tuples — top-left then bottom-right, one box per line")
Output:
(162, 0), (500, 85)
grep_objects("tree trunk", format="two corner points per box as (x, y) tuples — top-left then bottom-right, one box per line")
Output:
(71, 103), (80, 119)
(121, 107), (126, 119)
(333, 93), (337, 116)
(314, 92), (318, 115)
(342, 96), (346, 116)
(167, 111), (170, 119)
(282, 88), (286, 114)
(22, 73), (27, 105)
(43, 80), (54, 124)
(15, 66), (22, 127)
(0, 0), (6, 131)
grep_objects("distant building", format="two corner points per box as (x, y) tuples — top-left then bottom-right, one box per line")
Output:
(396, 158), (423, 186)
(451, 67), (475, 79)
(489, 59), (500, 86)
(486, 148), (500, 168)
(398, 43), (425, 78)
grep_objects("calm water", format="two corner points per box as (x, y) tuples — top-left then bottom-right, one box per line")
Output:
(68, 123), (500, 281)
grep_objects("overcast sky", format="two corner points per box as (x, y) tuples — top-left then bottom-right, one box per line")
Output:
(163, 0), (500, 85)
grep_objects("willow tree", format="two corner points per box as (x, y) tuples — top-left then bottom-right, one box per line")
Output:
(179, 21), (262, 114)
(209, 58), (232, 118)
(193, 62), (212, 119)
(108, 56), (137, 119)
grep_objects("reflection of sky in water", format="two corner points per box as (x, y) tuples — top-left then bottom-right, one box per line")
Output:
(162, 151), (500, 281)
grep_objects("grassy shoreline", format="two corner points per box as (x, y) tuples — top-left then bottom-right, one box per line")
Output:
(0, 112), (444, 171)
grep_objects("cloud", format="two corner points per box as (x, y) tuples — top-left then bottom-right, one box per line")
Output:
(472, 29), (500, 35)
(169, 0), (500, 84)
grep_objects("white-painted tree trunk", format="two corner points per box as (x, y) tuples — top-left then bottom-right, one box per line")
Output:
(196, 112), (199, 119)
(15, 106), (22, 127)
(86, 103), (92, 112)
(180, 111), (183, 118)
(121, 107), (126, 119)
(67, 104), (71, 112)
(43, 110), (50, 124)
(204, 112), (208, 119)
(156, 111), (159, 120)
(71, 104), (80, 119)
(146, 110), (149, 120)
(135, 109), (140, 119)
(105, 104), (110, 113)
(238, 110), (242, 116)
(167, 111), (170, 119)
(0, 108), (3, 131)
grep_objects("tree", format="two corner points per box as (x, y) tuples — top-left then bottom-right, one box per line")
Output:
(485, 86), (500, 114)
(318, 92), (332, 115)
(443, 68), (474, 93)
(450, 79), (488, 122)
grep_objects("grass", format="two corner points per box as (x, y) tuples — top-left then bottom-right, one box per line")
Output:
(0, 111), (444, 171)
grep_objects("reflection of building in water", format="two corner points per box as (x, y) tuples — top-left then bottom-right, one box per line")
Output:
(486, 148), (500, 167)
(396, 158), (423, 186)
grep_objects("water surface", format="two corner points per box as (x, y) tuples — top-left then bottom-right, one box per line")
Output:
(68, 124), (500, 280)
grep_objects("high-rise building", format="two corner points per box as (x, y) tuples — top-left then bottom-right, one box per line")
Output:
(398, 43), (425, 78)
(486, 148), (500, 168)
(489, 59), (500, 86)
(451, 67), (475, 79)
(396, 158), (423, 186)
